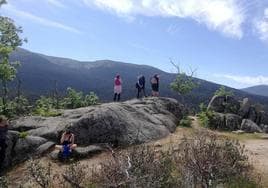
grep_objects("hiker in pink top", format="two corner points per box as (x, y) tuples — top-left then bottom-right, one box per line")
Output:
(114, 74), (122, 101)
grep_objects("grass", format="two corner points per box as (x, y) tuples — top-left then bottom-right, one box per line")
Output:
(220, 132), (266, 141)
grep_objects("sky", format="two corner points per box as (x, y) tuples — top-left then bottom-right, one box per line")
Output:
(1, 0), (268, 89)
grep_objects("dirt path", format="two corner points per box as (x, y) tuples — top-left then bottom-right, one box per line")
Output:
(243, 139), (268, 186)
(6, 116), (268, 187)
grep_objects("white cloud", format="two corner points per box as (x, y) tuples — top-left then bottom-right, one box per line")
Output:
(2, 4), (81, 34)
(47, 0), (66, 8)
(255, 8), (268, 42)
(84, 0), (245, 38)
(214, 74), (268, 85)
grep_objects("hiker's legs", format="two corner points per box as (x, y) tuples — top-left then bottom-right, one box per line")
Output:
(142, 88), (147, 97)
(113, 93), (117, 101)
(117, 93), (121, 101)
(70, 144), (77, 150)
(137, 88), (140, 98)
(55, 145), (64, 151)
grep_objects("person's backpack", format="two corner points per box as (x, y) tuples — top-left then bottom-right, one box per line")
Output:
(115, 78), (121, 86)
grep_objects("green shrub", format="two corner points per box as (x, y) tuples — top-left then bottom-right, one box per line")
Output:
(197, 102), (215, 128)
(19, 131), (28, 139)
(33, 96), (62, 117)
(84, 92), (99, 106)
(215, 86), (234, 97)
(61, 88), (99, 109)
(179, 117), (192, 127)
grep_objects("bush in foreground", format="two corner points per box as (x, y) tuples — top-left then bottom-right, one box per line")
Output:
(26, 131), (261, 188)
(89, 131), (260, 188)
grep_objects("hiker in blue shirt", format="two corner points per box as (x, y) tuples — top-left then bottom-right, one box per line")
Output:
(136, 75), (147, 98)
(55, 129), (77, 158)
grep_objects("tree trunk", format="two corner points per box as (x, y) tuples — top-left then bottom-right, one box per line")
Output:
(2, 80), (8, 116)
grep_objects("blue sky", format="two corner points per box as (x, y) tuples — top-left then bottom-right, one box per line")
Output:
(1, 0), (268, 89)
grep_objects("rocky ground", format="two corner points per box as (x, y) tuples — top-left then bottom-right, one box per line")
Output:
(6, 116), (268, 187)
(3, 96), (268, 187)
(2, 97), (184, 171)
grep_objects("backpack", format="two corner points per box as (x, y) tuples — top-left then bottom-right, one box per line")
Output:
(115, 78), (121, 86)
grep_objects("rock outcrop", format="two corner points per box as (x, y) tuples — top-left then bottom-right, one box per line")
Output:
(3, 97), (184, 170)
(207, 96), (268, 133)
(208, 95), (240, 114)
(240, 119), (262, 133)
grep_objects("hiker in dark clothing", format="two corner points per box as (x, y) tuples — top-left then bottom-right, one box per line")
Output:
(151, 74), (160, 97)
(0, 116), (8, 169)
(136, 75), (147, 98)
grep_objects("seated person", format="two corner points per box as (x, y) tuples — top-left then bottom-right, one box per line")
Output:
(55, 129), (77, 154)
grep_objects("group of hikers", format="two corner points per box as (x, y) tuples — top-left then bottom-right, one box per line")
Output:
(0, 74), (161, 169)
(113, 74), (160, 101)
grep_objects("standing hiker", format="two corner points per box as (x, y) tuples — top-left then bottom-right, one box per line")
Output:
(136, 75), (147, 98)
(114, 74), (122, 102)
(151, 74), (160, 97)
(0, 116), (8, 169)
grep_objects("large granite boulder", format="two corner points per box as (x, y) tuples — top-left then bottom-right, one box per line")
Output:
(225, 114), (242, 131)
(2, 131), (19, 170)
(210, 113), (241, 131)
(208, 96), (226, 113)
(12, 97), (184, 146)
(12, 136), (47, 164)
(3, 97), (184, 171)
(238, 98), (251, 118)
(240, 119), (262, 133)
(256, 111), (268, 125)
(209, 112), (225, 129)
(208, 96), (240, 114)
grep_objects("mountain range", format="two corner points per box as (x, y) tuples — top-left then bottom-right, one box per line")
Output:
(8, 48), (268, 111)
(242, 85), (268, 97)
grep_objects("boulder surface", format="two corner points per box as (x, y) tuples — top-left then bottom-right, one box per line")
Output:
(3, 97), (184, 170)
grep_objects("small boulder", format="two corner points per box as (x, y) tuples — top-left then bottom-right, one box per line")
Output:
(35, 141), (55, 156)
(73, 145), (104, 158)
(240, 119), (262, 133)
(13, 136), (47, 164)
(259, 124), (268, 133)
